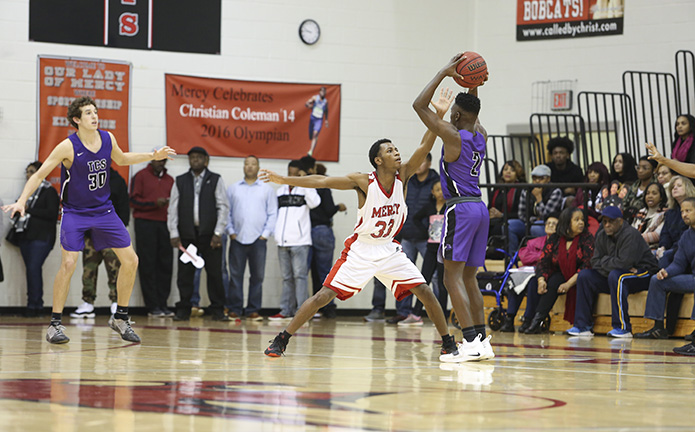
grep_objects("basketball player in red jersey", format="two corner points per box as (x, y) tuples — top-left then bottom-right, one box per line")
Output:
(260, 89), (458, 358)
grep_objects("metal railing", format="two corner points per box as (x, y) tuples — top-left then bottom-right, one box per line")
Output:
(529, 113), (589, 169)
(577, 91), (638, 163)
(675, 50), (694, 115)
(622, 70), (679, 158)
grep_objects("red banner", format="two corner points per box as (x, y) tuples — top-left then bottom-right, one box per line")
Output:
(38, 56), (131, 189)
(516, 0), (624, 40)
(165, 74), (340, 161)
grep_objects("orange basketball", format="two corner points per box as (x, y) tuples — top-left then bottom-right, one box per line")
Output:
(454, 51), (488, 88)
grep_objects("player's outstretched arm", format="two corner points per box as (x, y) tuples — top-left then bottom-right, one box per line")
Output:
(110, 132), (176, 166)
(259, 169), (366, 191)
(646, 142), (695, 178)
(1, 140), (72, 218)
(412, 54), (466, 146)
(402, 88), (454, 181)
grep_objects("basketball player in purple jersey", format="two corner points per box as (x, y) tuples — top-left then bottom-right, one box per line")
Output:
(2, 97), (175, 344)
(413, 54), (494, 362)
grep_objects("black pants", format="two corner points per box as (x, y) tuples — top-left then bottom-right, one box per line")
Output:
(134, 219), (173, 311)
(414, 243), (448, 316)
(535, 272), (567, 317)
(176, 234), (225, 316)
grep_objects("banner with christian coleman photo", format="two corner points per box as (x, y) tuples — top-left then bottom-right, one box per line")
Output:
(165, 74), (340, 161)
(517, 0), (624, 41)
(38, 56), (131, 189)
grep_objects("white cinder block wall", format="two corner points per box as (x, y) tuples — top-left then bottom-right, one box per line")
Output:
(0, 0), (693, 311)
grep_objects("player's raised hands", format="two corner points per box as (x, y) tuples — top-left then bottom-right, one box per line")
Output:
(440, 53), (467, 82)
(154, 146), (177, 161)
(646, 142), (665, 163)
(259, 168), (282, 184)
(431, 87), (454, 118)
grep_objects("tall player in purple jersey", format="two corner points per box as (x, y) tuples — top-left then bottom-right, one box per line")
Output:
(2, 97), (175, 344)
(413, 53), (494, 362)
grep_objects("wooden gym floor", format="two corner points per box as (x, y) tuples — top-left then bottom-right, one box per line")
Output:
(0, 315), (693, 431)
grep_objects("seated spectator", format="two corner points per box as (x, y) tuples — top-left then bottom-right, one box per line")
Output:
(489, 160), (525, 252)
(524, 208), (594, 334)
(610, 152), (638, 186)
(500, 213), (559, 333)
(545, 136), (584, 197)
(655, 176), (695, 268)
(656, 163), (674, 189)
(575, 161), (610, 235)
(575, 161), (610, 215)
(621, 156), (657, 222)
(569, 206), (659, 338)
(631, 182), (667, 250)
(517, 164), (563, 238)
(636, 197), (695, 351)
(670, 114), (695, 163)
(412, 181), (448, 318)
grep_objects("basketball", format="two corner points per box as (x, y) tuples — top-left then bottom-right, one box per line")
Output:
(454, 51), (488, 88)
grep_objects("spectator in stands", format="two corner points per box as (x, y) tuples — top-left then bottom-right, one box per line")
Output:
(545, 136), (584, 197)
(411, 181), (448, 319)
(575, 161), (610, 235)
(569, 206), (659, 338)
(656, 163), (674, 189)
(610, 153), (638, 186)
(489, 160), (525, 252)
(269, 160), (321, 321)
(655, 176), (695, 268)
(670, 114), (695, 163)
(621, 156), (657, 222)
(301, 157), (346, 319)
(500, 213), (559, 333)
(524, 208), (594, 334)
(630, 182), (667, 251)
(226, 155), (277, 321)
(12, 162), (59, 317)
(130, 158), (175, 318)
(575, 162), (610, 215)
(636, 197), (695, 350)
(168, 146), (231, 322)
(517, 164), (563, 238)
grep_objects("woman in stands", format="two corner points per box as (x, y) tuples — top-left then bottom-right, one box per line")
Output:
(631, 182), (667, 251)
(500, 213), (559, 333)
(670, 114), (695, 163)
(488, 160), (525, 252)
(656, 176), (695, 267)
(523, 207), (594, 334)
(610, 152), (638, 186)
(621, 156), (657, 222)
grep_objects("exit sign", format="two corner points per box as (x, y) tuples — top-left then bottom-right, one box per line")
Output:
(551, 90), (573, 111)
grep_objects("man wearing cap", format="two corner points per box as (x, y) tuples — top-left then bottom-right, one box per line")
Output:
(168, 146), (231, 321)
(516, 164), (563, 239)
(569, 206), (659, 338)
(130, 157), (175, 317)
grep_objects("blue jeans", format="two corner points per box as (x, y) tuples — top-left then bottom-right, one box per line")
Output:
(644, 274), (695, 320)
(18, 239), (53, 310)
(193, 234), (229, 307)
(278, 245), (310, 316)
(227, 237), (267, 315)
(371, 239), (427, 315)
(310, 225), (336, 306)
(575, 268), (651, 332)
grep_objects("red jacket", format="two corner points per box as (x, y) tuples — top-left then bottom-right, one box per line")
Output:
(130, 164), (174, 222)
